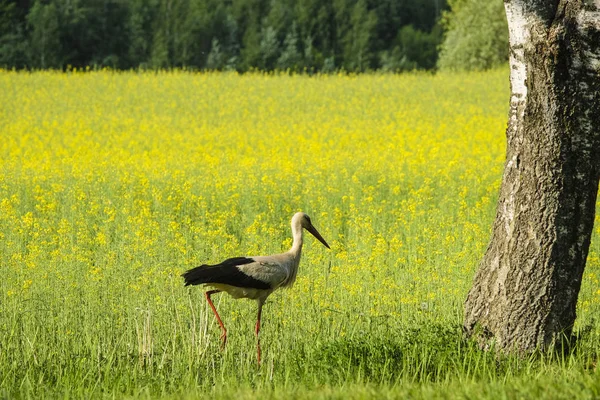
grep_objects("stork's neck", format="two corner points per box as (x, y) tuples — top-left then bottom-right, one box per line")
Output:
(290, 221), (303, 257)
(281, 215), (305, 289)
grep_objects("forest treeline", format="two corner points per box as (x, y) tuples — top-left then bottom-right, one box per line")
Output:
(0, 0), (508, 72)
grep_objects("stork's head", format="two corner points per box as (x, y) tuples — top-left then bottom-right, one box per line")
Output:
(292, 212), (330, 249)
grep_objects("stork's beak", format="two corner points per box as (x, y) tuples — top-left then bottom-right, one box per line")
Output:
(306, 224), (331, 249)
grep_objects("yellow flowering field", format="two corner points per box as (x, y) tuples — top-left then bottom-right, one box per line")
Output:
(1, 70), (599, 398)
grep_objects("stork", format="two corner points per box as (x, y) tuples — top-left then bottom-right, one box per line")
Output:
(182, 212), (330, 364)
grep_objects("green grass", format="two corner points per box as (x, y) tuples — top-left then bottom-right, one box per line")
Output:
(1, 69), (600, 399)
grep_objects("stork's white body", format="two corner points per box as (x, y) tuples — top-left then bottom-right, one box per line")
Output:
(182, 212), (329, 364)
(207, 253), (302, 302)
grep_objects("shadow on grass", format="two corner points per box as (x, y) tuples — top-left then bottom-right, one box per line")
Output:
(305, 323), (527, 384)
(304, 320), (600, 386)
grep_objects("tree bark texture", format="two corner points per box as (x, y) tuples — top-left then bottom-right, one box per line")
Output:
(464, 0), (600, 353)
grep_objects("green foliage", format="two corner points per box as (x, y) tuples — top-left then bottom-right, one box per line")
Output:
(380, 24), (442, 72)
(0, 0), (450, 72)
(127, 0), (156, 68)
(0, 0), (28, 68)
(206, 38), (224, 70)
(277, 24), (302, 71)
(260, 26), (279, 70)
(438, 0), (509, 71)
(26, 1), (61, 68)
(346, 0), (377, 71)
(0, 29), (28, 69)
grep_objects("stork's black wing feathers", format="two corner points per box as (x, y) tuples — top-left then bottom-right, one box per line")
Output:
(182, 257), (271, 289)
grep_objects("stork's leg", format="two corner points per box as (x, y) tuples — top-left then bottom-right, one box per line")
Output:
(205, 290), (227, 348)
(255, 299), (264, 365)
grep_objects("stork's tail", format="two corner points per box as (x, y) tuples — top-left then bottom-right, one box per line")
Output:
(181, 265), (215, 286)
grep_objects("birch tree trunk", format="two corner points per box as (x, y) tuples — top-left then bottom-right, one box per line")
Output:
(463, 0), (600, 353)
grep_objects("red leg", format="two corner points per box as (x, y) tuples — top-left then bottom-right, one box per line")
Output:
(205, 290), (227, 348)
(255, 300), (264, 365)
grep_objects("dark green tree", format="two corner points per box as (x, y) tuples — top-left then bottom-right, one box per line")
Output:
(380, 24), (442, 71)
(345, 0), (377, 71)
(233, 0), (266, 70)
(151, 0), (195, 67)
(206, 37), (223, 69)
(128, 0), (157, 68)
(2, 0), (451, 72)
(259, 25), (278, 70)
(0, 0), (29, 68)
(277, 22), (302, 71)
(27, 0), (61, 68)
(294, 0), (333, 69)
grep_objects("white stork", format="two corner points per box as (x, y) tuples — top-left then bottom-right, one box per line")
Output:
(182, 212), (330, 363)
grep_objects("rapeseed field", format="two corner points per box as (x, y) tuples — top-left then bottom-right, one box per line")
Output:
(1, 70), (599, 399)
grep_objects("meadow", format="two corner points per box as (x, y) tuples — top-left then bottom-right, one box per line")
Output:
(1, 69), (599, 399)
